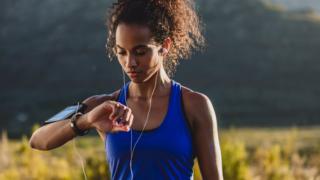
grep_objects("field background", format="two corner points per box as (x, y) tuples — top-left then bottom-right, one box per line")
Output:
(1, 127), (319, 180)
(1, 0), (320, 179)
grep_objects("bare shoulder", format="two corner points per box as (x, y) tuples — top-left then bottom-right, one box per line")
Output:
(181, 86), (217, 130)
(181, 86), (211, 107)
(82, 90), (120, 113)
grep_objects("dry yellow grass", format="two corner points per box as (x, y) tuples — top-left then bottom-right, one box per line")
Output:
(0, 127), (319, 179)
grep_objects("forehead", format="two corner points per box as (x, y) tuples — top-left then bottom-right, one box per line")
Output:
(115, 23), (154, 49)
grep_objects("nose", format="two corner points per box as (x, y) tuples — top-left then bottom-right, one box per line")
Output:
(126, 54), (137, 68)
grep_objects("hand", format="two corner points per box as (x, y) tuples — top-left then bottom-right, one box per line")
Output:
(87, 100), (133, 133)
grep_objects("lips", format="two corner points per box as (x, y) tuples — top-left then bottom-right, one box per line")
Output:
(127, 71), (140, 77)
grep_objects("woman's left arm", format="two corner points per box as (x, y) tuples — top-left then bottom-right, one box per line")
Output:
(184, 92), (223, 180)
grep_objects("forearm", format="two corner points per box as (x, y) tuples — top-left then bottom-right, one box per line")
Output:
(29, 114), (91, 150)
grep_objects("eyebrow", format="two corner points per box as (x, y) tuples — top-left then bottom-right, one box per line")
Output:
(116, 44), (150, 51)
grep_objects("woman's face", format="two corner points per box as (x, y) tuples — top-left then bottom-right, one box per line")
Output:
(115, 23), (163, 83)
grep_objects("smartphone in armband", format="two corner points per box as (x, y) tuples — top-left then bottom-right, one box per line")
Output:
(42, 103), (87, 125)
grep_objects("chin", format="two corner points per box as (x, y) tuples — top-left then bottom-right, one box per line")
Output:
(128, 76), (144, 83)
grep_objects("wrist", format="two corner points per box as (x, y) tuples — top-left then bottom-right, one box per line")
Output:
(70, 113), (91, 136)
(76, 113), (93, 131)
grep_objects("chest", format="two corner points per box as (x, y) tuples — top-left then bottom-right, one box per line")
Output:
(126, 96), (170, 131)
(106, 125), (194, 160)
(106, 85), (195, 160)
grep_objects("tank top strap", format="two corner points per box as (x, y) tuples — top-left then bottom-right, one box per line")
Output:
(170, 80), (184, 117)
(170, 80), (194, 142)
(117, 81), (130, 105)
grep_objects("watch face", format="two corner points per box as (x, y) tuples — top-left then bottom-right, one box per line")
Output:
(45, 105), (84, 124)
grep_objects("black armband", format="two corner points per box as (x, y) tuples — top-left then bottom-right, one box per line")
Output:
(42, 103), (87, 125)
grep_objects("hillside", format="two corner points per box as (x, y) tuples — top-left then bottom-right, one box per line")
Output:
(1, 0), (320, 137)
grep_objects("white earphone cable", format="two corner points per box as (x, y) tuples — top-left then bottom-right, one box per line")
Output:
(122, 69), (158, 180)
(72, 138), (88, 180)
(72, 102), (88, 180)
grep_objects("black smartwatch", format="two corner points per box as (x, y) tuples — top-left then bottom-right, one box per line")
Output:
(70, 112), (89, 136)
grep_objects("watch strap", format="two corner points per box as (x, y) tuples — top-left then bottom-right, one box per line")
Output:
(70, 112), (89, 136)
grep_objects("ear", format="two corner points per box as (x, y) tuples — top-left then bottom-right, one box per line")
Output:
(159, 37), (172, 56)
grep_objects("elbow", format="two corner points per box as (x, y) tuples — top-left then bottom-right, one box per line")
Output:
(29, 137), (39, 149)
(29, 133), (50, 151)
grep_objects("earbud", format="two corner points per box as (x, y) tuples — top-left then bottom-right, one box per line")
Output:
(159, 48), (168, 55)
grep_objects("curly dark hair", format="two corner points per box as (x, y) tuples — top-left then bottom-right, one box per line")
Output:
(106, 0), (205, 76)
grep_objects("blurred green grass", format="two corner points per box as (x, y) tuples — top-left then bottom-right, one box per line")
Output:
(1, 127), (320, 179)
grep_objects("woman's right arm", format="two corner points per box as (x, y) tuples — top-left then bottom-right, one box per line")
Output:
(29, 91), (132, 151)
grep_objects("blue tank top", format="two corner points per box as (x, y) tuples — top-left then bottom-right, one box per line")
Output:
(105, 80), (195, 180)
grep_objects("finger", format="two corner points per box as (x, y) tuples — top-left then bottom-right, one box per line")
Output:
(112, 119), (119, 126)
(109, 103), (124, 120)
(128, 113), (134, 128)
(112, 113), (133, 130)
(112, 103), (122, 118)
(126, 114), (134, 131)
(108, 103), (118, 119)
(116, 114), (133, 130)
(114, 106), (126, 121)
(114, 107), (129, 124)
(112, 124), (130, 132)
(122, 107), (131, 124)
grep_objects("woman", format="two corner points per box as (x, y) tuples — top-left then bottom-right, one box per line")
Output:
(30, 0), (223, 179)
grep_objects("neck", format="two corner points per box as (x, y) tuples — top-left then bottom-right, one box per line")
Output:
(129, 68), (171, 98)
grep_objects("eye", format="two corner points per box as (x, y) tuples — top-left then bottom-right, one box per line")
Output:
(134, 48), (148, 56)
(117, 51), (127, 56)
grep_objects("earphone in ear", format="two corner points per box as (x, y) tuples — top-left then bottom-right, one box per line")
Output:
(159, 48), (168, 55)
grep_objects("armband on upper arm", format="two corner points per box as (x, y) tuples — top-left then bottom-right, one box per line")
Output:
(42, 103), (87, 125)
